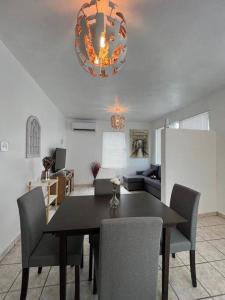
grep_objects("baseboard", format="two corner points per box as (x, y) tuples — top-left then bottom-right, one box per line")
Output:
(75, 184), (93, 187)
(198, 211), (225, 219)
(0, 234), (20, 262)
(198, 212), (217, 217)
(217, 212), (225, 219)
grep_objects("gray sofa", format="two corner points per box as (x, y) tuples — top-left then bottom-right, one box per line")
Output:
(123, 164), (161, 200)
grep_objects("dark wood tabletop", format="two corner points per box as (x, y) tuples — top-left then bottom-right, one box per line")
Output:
(44, 193), (186, 235)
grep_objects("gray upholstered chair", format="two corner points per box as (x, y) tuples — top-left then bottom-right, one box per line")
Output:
(93, 217), (162, 300)
(17, 187), (83, 300)
(169, 184), (200, 287)
(94, 178), (120, 196)
(89, 178), (120, 283)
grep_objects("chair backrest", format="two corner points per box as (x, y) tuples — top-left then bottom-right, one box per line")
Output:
(98, 217), (162, 300)
(170, 184), (200, 250)
(17, 187), (46, 268)
(94, 178), (120, 196)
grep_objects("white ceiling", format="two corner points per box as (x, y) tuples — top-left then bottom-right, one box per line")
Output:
(0, 0), (225, 121)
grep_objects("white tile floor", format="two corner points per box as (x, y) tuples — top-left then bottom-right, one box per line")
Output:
(1, 186), (225, 299)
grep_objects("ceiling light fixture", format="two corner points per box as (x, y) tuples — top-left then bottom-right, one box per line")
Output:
(75, 0), (127, 78)
(111, 114), (125, 130)
(108, 97), (127, 129)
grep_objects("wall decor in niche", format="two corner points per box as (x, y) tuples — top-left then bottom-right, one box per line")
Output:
(0, 141), (9, 152)
(130, 129), (149, 158)
(26, 116), (41, 158)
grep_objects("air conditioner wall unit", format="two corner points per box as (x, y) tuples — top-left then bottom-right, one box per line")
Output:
(72, 120), (96, 132)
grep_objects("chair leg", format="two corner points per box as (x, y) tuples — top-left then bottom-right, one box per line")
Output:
(172, 253), (176, 258)
(20, 268), (29, 300)
(93, 265), (97, 295)
(190, 250), (197, 287)
(89, 244), (93, 281)
(75, 265), (80, 300)
(81, 250), (84, 269)
(38, 267), (42, 274)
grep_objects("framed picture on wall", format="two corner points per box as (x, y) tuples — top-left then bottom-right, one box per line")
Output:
(130, 129), (149, 158)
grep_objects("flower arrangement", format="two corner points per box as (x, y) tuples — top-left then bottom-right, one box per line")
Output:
(42, 156), (54, 181)
(110, 177), (121, 208)
(110, 178), (121, 186)
(91, 161), (101, 182)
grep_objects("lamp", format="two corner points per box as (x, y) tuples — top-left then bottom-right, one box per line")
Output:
(75, 0), (127, 78)
(111, 114), (125, 130)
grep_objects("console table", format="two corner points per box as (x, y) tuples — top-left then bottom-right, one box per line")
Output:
(51, 169), (74, 205)
(28, 178), (59, 222)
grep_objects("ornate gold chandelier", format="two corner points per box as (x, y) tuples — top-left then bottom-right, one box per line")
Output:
(75, 0), (127, 78)
(107, 97), (128, 129)
(111, 114), (125, 129)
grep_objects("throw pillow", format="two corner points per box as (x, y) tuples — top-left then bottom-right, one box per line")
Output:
(143, 166), (157, 177)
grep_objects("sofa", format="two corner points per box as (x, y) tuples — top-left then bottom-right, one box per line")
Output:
(123, 164), (161, 200)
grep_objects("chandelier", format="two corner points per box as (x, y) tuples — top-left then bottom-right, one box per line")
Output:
(75, 0), (127, 78)
(111, 115), (125, 129)
(108, 97), (127, 129)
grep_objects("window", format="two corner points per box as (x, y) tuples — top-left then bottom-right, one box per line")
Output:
(102, 132), (127, 169)
(180, 112), (210, 130)
(155, 127), (163, 165)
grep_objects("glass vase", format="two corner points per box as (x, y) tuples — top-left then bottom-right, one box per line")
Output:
(110, 187), (120, 208)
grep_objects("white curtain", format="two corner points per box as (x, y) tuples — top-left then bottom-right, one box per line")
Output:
(102, 132), (127, 169)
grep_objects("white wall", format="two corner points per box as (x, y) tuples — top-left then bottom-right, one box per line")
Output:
(0, 41), (66, 255)
(66, 120), (152, 184)
(150, 88), (225, 214)
(161, 129), (216, 214)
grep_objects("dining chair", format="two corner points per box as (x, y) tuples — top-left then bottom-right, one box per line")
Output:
(88, 178), (120, 283)
(17, 187), (84, 300)
(93, 217), (162, 300)
(94, 178), (120, 196)
(169, 184), (200, 287)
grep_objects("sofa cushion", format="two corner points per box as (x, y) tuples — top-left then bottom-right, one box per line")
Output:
(123, 175), (144, 183)
(144, 177), (161, 190)
(142, 165), (158, 177)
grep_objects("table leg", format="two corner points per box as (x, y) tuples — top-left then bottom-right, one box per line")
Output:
(59, 235), (67, 300)
(162, 227), (171, 300)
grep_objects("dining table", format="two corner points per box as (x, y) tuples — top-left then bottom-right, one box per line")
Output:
(44, 192), (186, 300)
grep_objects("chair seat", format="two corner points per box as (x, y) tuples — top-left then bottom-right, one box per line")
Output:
(170, 228), (191, 253)
(29, 234), (84, 267)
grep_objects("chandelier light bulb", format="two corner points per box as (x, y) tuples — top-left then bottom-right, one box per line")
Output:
(94, 57), (99, 65)
(100, 34), (106, 48)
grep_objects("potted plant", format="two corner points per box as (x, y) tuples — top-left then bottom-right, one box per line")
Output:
(42, 156), (54, 181)
(91, 161), (101, 185)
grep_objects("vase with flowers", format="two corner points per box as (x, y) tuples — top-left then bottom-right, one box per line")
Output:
(110, 178), (121, 208)
(91, 161), (101, 185)
(42, 156), (54, 181)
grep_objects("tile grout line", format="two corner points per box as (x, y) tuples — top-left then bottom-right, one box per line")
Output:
(39, 267), (52, 299)
(183, 264), (211, 299)
(2, 267), (22, 300)
(209, 260), (225, 280)
(168, 281), (181, 300)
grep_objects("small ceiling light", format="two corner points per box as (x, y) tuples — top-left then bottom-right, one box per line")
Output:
(111, 114), (125, 130)
(108, 97), (127, 129)
(75, 0), (127, 78)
